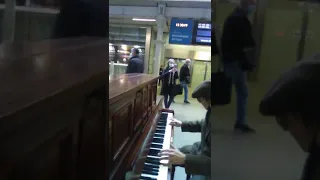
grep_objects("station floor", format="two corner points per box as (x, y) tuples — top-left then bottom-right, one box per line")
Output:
(167, 82), (307, 180)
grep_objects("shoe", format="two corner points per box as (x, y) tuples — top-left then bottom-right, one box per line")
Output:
(184, 101), (190, 104)
(234, 124), (256, 133)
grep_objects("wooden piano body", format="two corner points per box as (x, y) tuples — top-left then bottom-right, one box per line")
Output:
(109, 74), (167, 179)
(0, 38), (169, 180)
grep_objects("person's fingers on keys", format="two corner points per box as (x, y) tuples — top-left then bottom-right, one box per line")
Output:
(159, 155), (170, 160)
(159, 149), (174, 155)
(158, 149), (174, 157)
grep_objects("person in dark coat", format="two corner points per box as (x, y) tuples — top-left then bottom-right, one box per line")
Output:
(126, 48), (144, 74)
(160, 59), (178, 109)
(212, 28), (219, 56)
(220, 0), (257, 133)
(158, 65), (164, 86)
(179, 59), (192, 104)
(259, 54), (320, 180)
(52, 0), (108, 38)
(159, 80), (211, 179)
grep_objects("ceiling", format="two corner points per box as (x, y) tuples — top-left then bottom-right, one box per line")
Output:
(109, 0), (211, 8)
(109, 0), (211, 33)
(109, 16), (170, 33)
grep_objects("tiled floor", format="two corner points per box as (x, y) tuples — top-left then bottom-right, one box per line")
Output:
(167, 82), (307, 180)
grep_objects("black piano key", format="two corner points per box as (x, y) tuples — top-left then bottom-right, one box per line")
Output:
(154, 134), (164, 138)
(144, 165), (159, 171)
(144, 163), (160, 169)
(151, 143), (162, 149)
(152, 138), (163, 144)
(155, 130), (165, 134)
(140, 175), (156, 180)
(142, 170), (158, 176)
(149, 149), (161, 156)
(146, 158), (160, 165)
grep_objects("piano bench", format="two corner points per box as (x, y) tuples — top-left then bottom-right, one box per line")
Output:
(171, 164), (191, 180)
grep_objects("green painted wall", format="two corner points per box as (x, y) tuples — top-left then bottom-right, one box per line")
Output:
(215, 2), (318, 88)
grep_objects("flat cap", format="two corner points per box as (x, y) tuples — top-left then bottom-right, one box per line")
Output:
(192, 80), (211, 99)
(260, 54), (320, 116)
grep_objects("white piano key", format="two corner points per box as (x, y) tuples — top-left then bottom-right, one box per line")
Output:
(140, 173), (158, 179)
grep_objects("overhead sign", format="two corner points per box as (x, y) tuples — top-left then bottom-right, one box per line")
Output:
(169, 18), (194, 45)
(192, 21), (211, 46)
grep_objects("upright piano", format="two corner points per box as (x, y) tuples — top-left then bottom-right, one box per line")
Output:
(109, 74), (175, 180)
(0, 38), (174, 180)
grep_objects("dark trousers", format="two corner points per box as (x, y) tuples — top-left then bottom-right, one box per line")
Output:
(163, 93), (174, 108)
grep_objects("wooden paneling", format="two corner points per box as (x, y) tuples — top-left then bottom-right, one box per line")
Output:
(111, 101), (133, 163)
(0, 39), (109, 180)
(0, 38), (161, 180)
(108, 74), (160, 180)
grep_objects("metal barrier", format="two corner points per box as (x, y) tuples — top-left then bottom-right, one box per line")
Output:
(109, 62), (128, 76)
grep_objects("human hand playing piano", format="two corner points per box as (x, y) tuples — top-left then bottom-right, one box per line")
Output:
(158, 143), (186, 165)
(169, 118), (182, 127)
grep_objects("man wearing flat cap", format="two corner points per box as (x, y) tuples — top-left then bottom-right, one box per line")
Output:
(158, 80), (211, 179)
(260, 54), (320, 180)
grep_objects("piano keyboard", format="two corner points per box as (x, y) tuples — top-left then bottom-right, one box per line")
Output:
(140, 112), (173, 180)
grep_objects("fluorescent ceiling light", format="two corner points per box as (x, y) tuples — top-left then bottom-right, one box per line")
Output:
(132, 18), (156, 22)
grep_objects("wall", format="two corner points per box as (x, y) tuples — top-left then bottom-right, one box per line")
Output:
(215, 1), (320, 88)
(14, 12), (56, 42)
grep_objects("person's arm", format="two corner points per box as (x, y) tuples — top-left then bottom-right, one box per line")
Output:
(174, 71), (179, 80)
(181, 120), (203, 132)
(184, 155), (211, 176)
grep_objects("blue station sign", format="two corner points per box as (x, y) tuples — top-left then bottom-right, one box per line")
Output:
(169, 18), (194, 45)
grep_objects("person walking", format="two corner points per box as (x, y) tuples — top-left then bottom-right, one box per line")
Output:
(221, 0), (257, 133)
(160, 59), (178, 109)
(179, 59), (191, 104)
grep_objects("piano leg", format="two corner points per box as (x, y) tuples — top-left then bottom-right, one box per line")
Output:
(170, 166), (175, 180)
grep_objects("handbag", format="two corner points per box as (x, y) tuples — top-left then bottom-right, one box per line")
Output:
(211, 59), (232, 106)
(173, 84), (183, 96)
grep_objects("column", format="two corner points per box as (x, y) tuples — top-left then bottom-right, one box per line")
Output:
(2, 0), (16, 43)
(153, 14), (166, 76)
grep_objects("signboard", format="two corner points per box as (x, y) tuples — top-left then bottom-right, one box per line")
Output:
(169, 18), (194, 45)
(192, 21), (211, 46)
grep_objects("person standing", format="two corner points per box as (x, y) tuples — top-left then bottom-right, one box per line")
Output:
(160, 59), (178, 109)
(179, 59), (191, 104)
(158, 65), (164, 86)
(221, 0), (257, 133)
(125, 48), (144, 74)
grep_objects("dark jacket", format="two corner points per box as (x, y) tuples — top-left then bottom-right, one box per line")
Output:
(301, 144), (320, 180)
(221, 7), (255, 64)
(179, 64), (191, 83)
(160, 66), (178, 95)
(52, 0), (108, 38)
(159, 68), (163, 76)
(181, 107), (211, 177)
(125, 56), (144, 73)
(212, 29), (219, 56)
